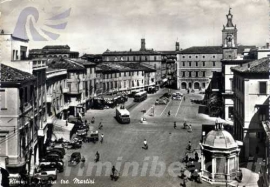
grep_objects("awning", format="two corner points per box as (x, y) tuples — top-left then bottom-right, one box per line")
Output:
(53, 119), (75, 141)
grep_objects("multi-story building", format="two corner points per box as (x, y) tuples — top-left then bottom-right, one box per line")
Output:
(29, 45), (79, 59)
(46, 68), (68, 142)
(177, 46), (223, 91)
(220, 8), (256, 121)
(47, 58), (95, 117)
(231, 57), (269, 160)
(102, 39), (162, 84)
(95, 62), (156, 94)
(0, 64), (37, 179)
(0, 32), (48, 175)
(158, 42), (179, 88)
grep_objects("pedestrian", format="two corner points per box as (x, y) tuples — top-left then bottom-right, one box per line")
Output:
(195, 152), (199, 162)
(187, 141), (192, 151)
(111, 166), (117, 181)
(100, 133), (104, 143)
(188, 124), (192, 132)
(142, 139), (148, 149)
(95, 151), (100, 162)
(168, 110), (171, 116)
(183, 121), (187, 129)
(98, 122), (103, 130)
(174, 121), (177, 129)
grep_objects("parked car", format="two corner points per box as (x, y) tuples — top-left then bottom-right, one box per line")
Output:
(46, 149), (64, 159)
(69, 152), (81, 164)
(76, 129), (87, 136)
(33, 168), (57, 181)
(39, 161), (64, 173)
(85, 130), (99, 143)
(41, 153), (61, 162)
(155, 98), (168, 105)
(48, 144), (65, 155)
(66, 142), (82, 149)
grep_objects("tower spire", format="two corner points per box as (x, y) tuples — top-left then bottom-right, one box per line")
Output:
(226, 7), (234, 27)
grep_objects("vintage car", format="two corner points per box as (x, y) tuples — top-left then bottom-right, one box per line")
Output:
(69, 152), (81, 164)
(39, 161), (64, 173)
(85, 130), (99, 143)
(41, 153), (61, 162)
(33, 168), (57, 181)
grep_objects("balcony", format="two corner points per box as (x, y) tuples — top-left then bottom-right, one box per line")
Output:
(46, 94), (52, 102)
(32, 60), (46, 69)
(63, 88), (69, 93)
(5, 157), (26, 173)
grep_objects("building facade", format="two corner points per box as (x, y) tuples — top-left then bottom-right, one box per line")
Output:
(0, 64), (37, 179)
(95, 62), (156, 95)
(102, 39), (162, 84)
(177, 46), (223, 91)
(231, 57), (269, 160)
(29, 45), (79, 59)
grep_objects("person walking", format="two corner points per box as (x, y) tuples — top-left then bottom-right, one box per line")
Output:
(95, 151), (100, 162)
(100, 133), (104, 143)
(187, 141), (192, 151)
(168, 110), (171, 116)
(174, 121), (177, 129)
(188, 124), (192, 132)
(143, 139), (148, 149)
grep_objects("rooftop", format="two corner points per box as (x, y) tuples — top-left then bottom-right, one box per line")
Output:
(180, 46), (223, 54)
(204, 123), (238, 149)
(96, 62), (156, 73)
(231, 57), (270, 73)
(103, 49), (161, 56)
(47, 58), (85, 71)
(237, 45), (256, 54)
(43, 45), (70, 50)
(0, 64), (36, 82)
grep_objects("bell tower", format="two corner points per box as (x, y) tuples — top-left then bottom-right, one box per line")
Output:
(222, 8), (238, 59)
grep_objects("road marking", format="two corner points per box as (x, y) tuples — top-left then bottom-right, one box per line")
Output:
(175, 99), (183, 117)
(160, 99), (172, 117)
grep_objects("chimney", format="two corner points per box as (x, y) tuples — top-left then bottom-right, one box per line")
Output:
(266, 43), (269, 49)
(141, 38), (146, 51)
(176, 42), (180, 51)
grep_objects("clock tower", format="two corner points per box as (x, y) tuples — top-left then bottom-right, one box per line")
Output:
(222, 8), (238, 59)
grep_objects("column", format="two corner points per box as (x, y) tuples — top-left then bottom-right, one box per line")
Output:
(212, 156), (215, 181)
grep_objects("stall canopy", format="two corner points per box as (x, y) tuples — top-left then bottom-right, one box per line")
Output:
(53, 119), (75, 141)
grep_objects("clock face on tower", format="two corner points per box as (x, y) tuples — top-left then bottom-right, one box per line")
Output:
(226, 34), (234, 47)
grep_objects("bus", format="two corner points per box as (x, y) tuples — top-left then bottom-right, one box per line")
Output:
(115, 106), (130, 124)
(134, 91), (147, 102)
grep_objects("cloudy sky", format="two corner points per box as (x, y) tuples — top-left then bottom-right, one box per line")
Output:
(0, 0), (268, 54)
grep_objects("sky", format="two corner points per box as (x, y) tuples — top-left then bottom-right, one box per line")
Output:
(0, 0), (268, 54)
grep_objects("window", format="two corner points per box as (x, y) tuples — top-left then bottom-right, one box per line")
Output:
(182, 62), (185, 66)
(259, 82), (267, 94)
(129, 72), (131, 76)
(202, 61), (205, 66)
(124, 81), (126, 88)
(189, 62), (191, 66)
(137, 80), (139, 86)
(124, 72), (126, 77)
(189, 56), (191, 59)
(119, 73), (121, 77)
(258, 108), (267, 121)
(213, 55), (215, 58)
(142, 80), (144, 84)
(195, 71), (198, 77)
(137, 71), (139, 76)
(0, 89), (6, 109)
(154, 56), (156, 61)
(202, 55), (205, 59)
(195, 62), (198, 67)
(115, 81), (117, 88)
(182, 56), (185, 59)
(189, 71), (192, 77)
(133, 56), (136, 61)
(202, 71), (206, 77)
(213, 61), (216, 66)
(196, 56), (198, 59)
(154, 64), (157, 69)
(182, 71), (185, 77)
